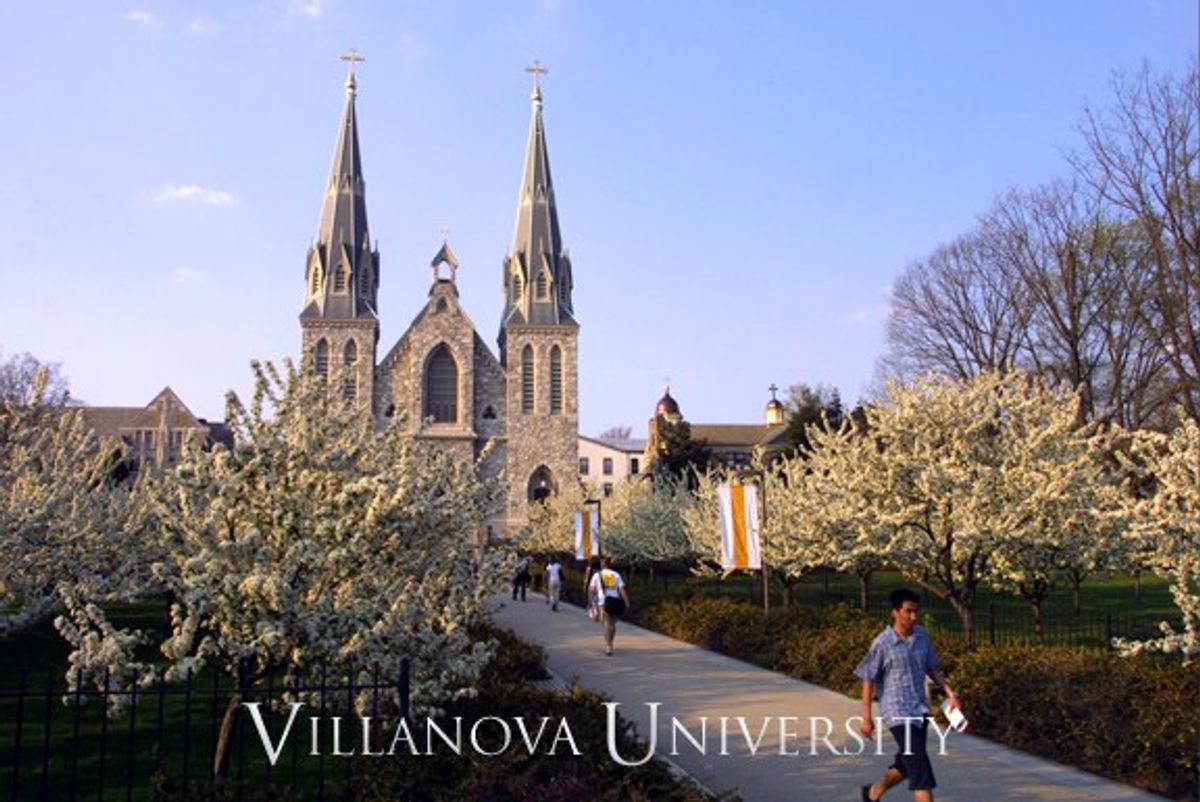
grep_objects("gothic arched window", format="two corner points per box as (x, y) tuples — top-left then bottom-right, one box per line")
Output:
(549, 345), (562, 414)
(536, 270), (548, 300)
(527, 465), (555, 503)
(343, 339), (358, 367)
(310, 265), (321, 297)
(521, 345), (534, 413)
(512, 273), (523, 302)
(424, 345), (458, 423)
(359, 269), (370, 297)
(334, 265), (347, 293)
(314, 339), (329, 378)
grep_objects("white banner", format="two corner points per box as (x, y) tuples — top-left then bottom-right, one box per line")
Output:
(573, 508), (600, 560)
(718, 482), (761, 570)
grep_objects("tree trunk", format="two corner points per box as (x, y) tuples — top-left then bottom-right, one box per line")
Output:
(1071, 577), (1082, 615)
(858, 572), (870, 612)
(1134, 571), (1141, 603)
(212, 691), (242, 782)
(950, 599), (977, 649)
(1032, 601), (1044, 640)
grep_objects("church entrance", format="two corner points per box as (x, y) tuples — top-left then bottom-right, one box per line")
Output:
(527, 466), (555, 503)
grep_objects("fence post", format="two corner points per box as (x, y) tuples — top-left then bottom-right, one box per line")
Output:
(40, 672), (54, 802)
(125, 667), (139, 802)
(98, 669), (110, 802)
(989, 604), (996, 646)
(70, 669), (83, 802)
(399, 658), (410, 721)
(12, 669), (26, 801)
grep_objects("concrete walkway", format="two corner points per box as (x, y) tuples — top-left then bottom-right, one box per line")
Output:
(491, 595), (1169, 802)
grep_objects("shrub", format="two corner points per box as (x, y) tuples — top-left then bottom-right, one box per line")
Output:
(779, 603), (890, 693)
(647, 597), (797, 667)
(953, 645), (1198, 801)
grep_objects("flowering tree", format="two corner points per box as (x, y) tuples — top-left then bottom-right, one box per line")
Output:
(835, 370), (1109, 647)
(57, 361), (510, 778)
(772, 421), (888, 611)
(0, 368), (139, 634)
(602, 476), (696, 573)
(1114, 414), (1200, 662)
(522, 480), (586, 556)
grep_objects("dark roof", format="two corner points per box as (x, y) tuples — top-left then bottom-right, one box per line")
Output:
(690, 423), (787, 449)
(579, 434), (646, 453)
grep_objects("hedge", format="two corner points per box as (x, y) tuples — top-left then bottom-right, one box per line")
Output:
(645, 596), (1197, 801)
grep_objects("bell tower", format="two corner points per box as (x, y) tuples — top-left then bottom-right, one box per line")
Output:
(500, 62), (580, 528)
(299, 51), (379, 412)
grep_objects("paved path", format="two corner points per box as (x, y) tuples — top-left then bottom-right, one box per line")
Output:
(491, 595), (1168, 802)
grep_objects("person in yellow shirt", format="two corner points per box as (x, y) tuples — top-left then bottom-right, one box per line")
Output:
(587, 557), (631, 656)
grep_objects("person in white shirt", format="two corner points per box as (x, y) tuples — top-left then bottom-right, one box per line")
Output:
(545, 558), (564, 611)
(587, 557), (631, 656)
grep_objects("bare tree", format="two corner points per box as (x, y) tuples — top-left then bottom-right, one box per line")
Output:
(598, 424), (633, 440)
(882, 230), (1032, 382)
(1072, 64), (1200, 424)
(984, 182), (1172, 427)
(0, 348), (72, 406)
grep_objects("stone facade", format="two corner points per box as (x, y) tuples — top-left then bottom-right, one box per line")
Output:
(300, 70), (579, 539)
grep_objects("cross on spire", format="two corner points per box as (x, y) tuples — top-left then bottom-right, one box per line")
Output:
(341, 48), (365, 71)
(340, 48), (364, 92)
(769, 383), (779, 401)
(439, 225), (451, 243)
(525, 59), (548, 89)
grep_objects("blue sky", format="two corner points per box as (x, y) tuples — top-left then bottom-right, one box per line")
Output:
(1, 1), (1196, 435)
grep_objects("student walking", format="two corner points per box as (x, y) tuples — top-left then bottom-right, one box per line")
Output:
(588, 557), (630, 656)
(856, 589), (960, 802)
(511, 561), (531, 602)
(545, 558), (564, 611)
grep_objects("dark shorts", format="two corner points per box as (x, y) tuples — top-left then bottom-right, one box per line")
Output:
(602, 596), (626, 618)
(889, 722), (936, 791)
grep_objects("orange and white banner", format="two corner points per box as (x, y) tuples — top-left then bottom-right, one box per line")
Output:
(574, 509), (600, 560)
(718, 482), (761, 570)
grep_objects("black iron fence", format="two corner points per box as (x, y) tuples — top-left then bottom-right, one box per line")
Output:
(554, 564), (1168, 650)
(1, 661), (410, 802)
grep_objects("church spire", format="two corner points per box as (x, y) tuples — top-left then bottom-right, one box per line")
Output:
(302, 49), (378, 321)
(501, 61), (575, 338)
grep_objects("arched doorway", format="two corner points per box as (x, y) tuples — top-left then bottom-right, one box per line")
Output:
(527, 466), (555, 504)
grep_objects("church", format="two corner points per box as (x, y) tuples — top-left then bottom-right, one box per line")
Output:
(298, 60), (579, 540)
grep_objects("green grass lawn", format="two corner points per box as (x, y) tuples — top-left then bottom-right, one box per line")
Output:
(548, 564), (1179, 648)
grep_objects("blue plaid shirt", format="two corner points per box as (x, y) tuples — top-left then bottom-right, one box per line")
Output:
(855, 625), (942, 727)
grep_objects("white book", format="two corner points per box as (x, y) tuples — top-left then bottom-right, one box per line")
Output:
(940, 699), (968, 732)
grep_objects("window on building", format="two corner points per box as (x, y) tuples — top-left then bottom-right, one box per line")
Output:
(342, 375), (357, 404)
(482, 405), (496, 420)
(343, 339), (358, 367)
(512, 273), (523, 302)
(579, 456), (590, 475)
(424, 345), (458, 423)
(359, 269), (370, 297)
(559, 279), (569, 304)
(602, 457), (613, 476)
(315, 339), (329, 378)
(630, 458), (640, 474)
(536, 270), (548, 300)
(549, 346), (562, 414)
(602, 483), (613, 497)
(310, 265), (321, 296)
(334, 265), (347, 293)
(521, 345), (534, 413)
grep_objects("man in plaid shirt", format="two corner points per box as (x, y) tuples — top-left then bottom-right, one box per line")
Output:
(856, 588), (960, 802)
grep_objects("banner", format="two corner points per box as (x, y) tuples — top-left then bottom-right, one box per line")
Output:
(573, 508), (600, 560)
(718, 482), (761, 570)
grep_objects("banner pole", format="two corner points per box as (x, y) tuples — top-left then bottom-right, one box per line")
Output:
(760, 475), (769, 614)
